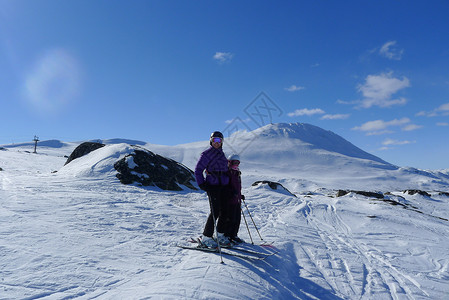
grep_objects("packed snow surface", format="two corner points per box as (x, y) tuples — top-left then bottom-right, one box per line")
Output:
(1, 123), (449, 299)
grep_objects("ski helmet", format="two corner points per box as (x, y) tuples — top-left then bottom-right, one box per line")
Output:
(210, 131), (224, 145)
(228, 153), (240, 170)
(228, 154), (240, 161)
(210, 131), (224, 139)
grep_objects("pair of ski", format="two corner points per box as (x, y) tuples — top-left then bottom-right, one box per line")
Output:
(178, 238), (277, 261)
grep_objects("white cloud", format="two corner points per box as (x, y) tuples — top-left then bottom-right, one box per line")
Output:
(357, 72), (410, 108)
(23, 48), (81, 115)
(336, 99), (357, 105)
(288, 108), (325, 117)
(285, 85), (305, 92)
(382, 138), (415, 146)
(366, 130), (394, 136)
(437, 122), (449, 126)
(416, 102), (449, 117)
(379, 41), (404, 60)
(402, 124), (423, 131)
(438, 103), (449, 112)
(320, 114), (350, 120)
(352, 117), (421, 135)
(416, 110), (437, 117)
(213, 52), (234, 63)
(352, 118), (410, 132)
(380, 138), (415, 151)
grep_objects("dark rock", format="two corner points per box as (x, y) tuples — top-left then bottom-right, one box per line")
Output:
(65, 142), (105, 165)
(354, 191), (384, 199)
(438, 191), (449, 197)
(403, 190), (431, 197)
(336, 190), (349, 197)
(252, 181), (296, 197)
(336, 190), (384, 199)
(114, 147), (197, 191)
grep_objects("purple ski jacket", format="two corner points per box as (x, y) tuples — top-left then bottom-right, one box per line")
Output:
(195, 146), (229, 186)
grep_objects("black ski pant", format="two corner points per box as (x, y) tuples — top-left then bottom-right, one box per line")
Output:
(202, 185), (228, 238)
(225, 202), (241, 238)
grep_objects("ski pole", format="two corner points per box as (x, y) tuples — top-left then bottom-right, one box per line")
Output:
(241, 207), (254, 244)
(208, 192), (224, 264)
(242, 197), (264, 241)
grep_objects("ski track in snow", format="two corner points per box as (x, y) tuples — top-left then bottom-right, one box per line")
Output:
(1, 146), (449, 299)
(250, 186), (449, 300)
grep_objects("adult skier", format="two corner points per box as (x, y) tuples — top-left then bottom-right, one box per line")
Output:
(225, 154), (245, 244)
(195, 131), (231, 248)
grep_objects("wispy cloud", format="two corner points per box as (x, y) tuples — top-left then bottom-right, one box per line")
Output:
(352, 118), (410, 132)
(416, 102), (449, 117)
(285, 85), (305, 92)
(437, 122), (449, 126)
(320, 114), (350, 120)
(382, 138), (415, 146)
(402, 124), (423, 131)
(356, 72), (410, 108)
(288, 108), (325, 117)
(213, 52), (234, 64)
(380, 138), (415, 150)
(23, 48), (81, 115)
(352, 117), (421, 135)
(336, 99), (355, 105)
(379, 41), (404, 60)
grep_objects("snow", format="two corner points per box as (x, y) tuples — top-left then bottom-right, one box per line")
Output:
(1, 123), (449, 299)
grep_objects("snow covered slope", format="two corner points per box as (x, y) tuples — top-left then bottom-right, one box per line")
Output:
(1, 125), (449, 299)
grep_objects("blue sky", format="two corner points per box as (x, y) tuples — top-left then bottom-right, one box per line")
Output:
(1, 1), (448, 169)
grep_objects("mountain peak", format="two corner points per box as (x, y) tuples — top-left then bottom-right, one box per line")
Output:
(240, 122), (393, 167)
(254, 122), (331, 139)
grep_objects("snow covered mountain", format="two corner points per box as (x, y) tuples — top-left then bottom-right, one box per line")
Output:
(232, 122), (391, 165)
(148, 122), (449, 191)
(1, 123), (449, 299)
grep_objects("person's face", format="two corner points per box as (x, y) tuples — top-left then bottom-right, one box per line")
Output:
(211, 137), (223, 149)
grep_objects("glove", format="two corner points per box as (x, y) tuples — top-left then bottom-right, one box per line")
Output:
(199, 183), (209, 191)
(241, 195), (245, 200)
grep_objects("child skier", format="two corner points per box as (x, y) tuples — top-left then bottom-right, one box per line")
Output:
(225, 154), (245, 244)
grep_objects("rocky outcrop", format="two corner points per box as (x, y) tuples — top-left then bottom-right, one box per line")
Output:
(403, 190), (431, 197)
(64, 142), (105, 165)
(336, 189), (448, 199)
(63, 142), (197, 191)
(336, 190), (384, 199)
(252, 180), (297, 197)
(114, 147), (197, 191)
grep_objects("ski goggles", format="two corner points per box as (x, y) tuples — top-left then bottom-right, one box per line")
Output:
(211, 137), (223, 143)
(230, 160), (240, 166)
